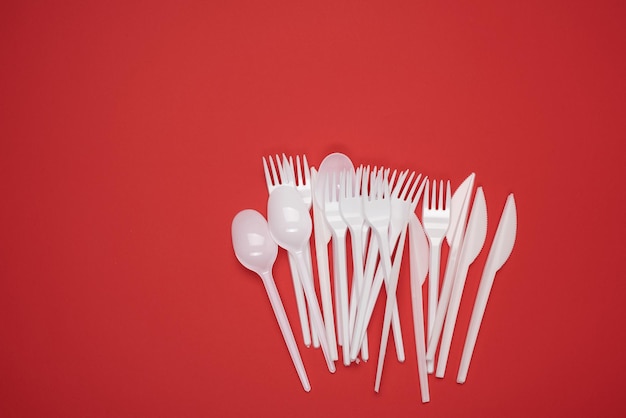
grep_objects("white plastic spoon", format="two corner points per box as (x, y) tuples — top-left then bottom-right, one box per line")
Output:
(268, 186), (336, 373)
(231, 209), (311, 391)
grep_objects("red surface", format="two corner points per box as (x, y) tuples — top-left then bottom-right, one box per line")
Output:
(1, 1), (625, 417)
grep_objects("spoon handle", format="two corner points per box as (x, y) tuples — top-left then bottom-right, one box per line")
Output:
(260, 271), (311, 392)
(286, 253), (312, 348)
(349, 233), (378, 361)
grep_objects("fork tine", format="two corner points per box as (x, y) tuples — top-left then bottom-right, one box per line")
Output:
(392, 170), (407, 198)
(270, 155), (280, 186)
(325, 172), (331, 203)
(423, 179), (430, 210)
(389, 169), (398, 193)
(367, 166), (378, 200)
(303, 155), (310, 186)
(274, 154), (284, 183)
(438, 180), (444, 210)
(445, 180), (451, 210)
(406, 173), (420, 203)
(383, 168), (391, 198)
(431, 179), (437, 210)
(362, 165), (370, 198)
(262, 157), (273, 190)
(355, 166), (362, 196)
(296, 155), (303, 186)
(399, 171), (415, 200)
(287, 155), (296, 184)
(339, 170), (345, 199)
(371, 168), (379, 199)
(409, 174), (426, 210)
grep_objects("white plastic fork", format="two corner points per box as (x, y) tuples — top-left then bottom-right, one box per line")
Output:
(324, 170), (352, 366)
(263, 155), (312, 348)
(338, 167), (369, 361)
(350, 168), (397, 360)
(350, 168), (407, 362)
(310, 167), (339, 361)
(374, 172), (427, 392)
(426, 174), (475, 372)
(422, 179), (451, 373)
(282, 154), (320, 348)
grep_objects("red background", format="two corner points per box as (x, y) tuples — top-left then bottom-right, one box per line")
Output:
(1, 1), (625, 417)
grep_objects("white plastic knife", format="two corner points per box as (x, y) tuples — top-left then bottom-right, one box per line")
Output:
(436, 186), (488, 378)
(457, 193), (517, 384)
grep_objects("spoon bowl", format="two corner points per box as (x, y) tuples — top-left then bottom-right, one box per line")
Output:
(267, 186), (312, 252)
(232, 209), (278, 274)
(314, 152), (355, 209)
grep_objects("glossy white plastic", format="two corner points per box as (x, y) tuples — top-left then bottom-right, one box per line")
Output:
(436, 187), (487, 378)
(231, 209), (311, 391)
(267, 186), (336, 373)
(457, 194), (516, 384)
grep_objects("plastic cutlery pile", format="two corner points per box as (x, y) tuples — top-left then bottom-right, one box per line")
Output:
(231, 152), (518, 400)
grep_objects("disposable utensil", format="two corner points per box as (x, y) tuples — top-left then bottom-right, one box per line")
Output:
(422, 180), (451, 360)
(323, 171), (353, 366)
(315, 153), (354, 350)
(350, 168), (394, 360)
(282, 154), (320, 348)
(373, 173), (426, 392)
(267, 186), (336, 373)
(409, 214), (430, 403)
(426, 173), (475, 373)
(231, 209), (311, 391)
(350, 168), (412, 362)
(457, 194), (516, 384)
(263, 155), (312, 347)
(435, 187), (487, 378)
(339, 166), (369, 361)
(310, 168), (338, 360)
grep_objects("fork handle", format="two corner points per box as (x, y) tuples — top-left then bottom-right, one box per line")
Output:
(352, 234), (406, 363)
(426, 240), (461, 363)
(427, 241), (442, 343)
(293, 251), (336, 373)
(374, 225), (408, 392)
(347, 228), (369, 361)
(313, 204), (338, 361)
(332, 231), (351, 366)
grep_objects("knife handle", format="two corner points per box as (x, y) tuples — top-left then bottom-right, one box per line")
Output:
(457, 267), (496, 383)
